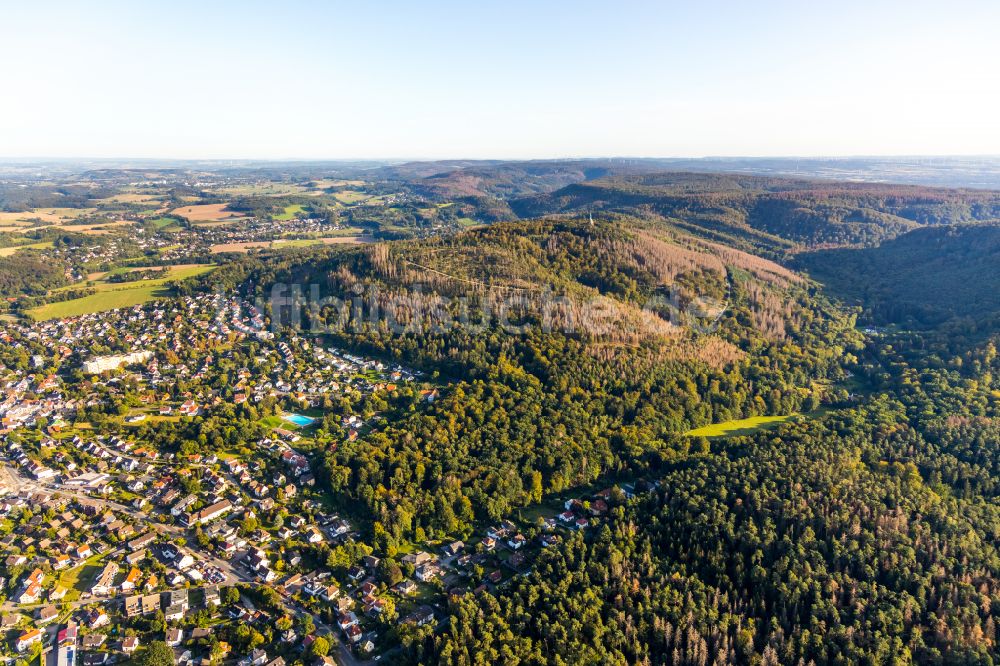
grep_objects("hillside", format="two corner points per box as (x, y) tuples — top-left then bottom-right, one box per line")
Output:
(370, 160), (693, 223)
(511, 172), (1000, 251)
(245, 212), (1000, 666)
(800, 222), (1000, 328)
(8, 161), (1000, 665)
(373, 159), (687, 200)
(249, 217), (859, 546)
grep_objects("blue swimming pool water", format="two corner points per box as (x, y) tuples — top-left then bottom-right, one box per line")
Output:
(283, 413), (315, 426)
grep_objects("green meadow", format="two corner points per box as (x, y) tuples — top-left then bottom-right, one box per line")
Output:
(27, 264), (216, 320)
(274, 204), (307, 221)
(685, 414), (797, 438)
(0, 240), (55, 257)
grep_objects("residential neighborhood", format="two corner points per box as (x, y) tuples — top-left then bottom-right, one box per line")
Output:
(0, 279), (653, 666)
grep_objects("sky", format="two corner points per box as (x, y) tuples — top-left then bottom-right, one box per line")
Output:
(2, 0), (999, 160)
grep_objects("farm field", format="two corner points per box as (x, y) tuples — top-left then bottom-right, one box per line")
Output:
(0, 207), (97, 225)
(317, 235), (371, 244)
(210, 235), (371, 253)
(311, 179), (366, 189)
(94, 193), (163, 205)
(210, 241), (271, 253)
(332, 190), (371, 204)
(685, 414), (798, 438)
(0, 241), (54, 256)
(29, 264), (216, 320)
(84, 264), (215, 290)
(0, 218), (134, 235)
(53, 220), (135, 234)
(28, 286), (175, 321)
(213, 183), (311, 197)
(170, 203), (244, 222)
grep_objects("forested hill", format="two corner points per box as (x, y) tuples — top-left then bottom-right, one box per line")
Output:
(511, 172), (1000, 251)
(249, 216), (858, 541)
(372, 159), (687, 200)
(231, 199), (1000, 665)
(800, 222), (1000, 328)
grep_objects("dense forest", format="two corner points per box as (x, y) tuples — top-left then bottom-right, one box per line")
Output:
(0, 252), (67, 297)
(0, 182), (112, 212)
(401, 313), (1000, 665)
(799, 223), (1000, 328)
(410, 402), (1000, 665)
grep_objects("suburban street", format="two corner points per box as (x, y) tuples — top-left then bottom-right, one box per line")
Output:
(2, 462), (371, 666)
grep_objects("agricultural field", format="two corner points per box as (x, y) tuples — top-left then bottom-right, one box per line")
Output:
(209, 235), (370, 253)
(0, 241), (54, 257)
(209, 241), (271, 253)
(332, 190), (371, 204)
(53, 220), (136, 234)
(170, 203), (244, 222)
(212, 182), (312, 197)
(77, 263), (215, 290)
(311, 178), (366, 189)
(316, 235), (371, 244)
(0, 207), (96, 225)
(27, 285), (175, 320)
(28, 264), (216, 320)
(94, 193), (164, 205)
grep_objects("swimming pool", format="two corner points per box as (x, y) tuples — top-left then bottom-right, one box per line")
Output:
(282, 413), (315, 427)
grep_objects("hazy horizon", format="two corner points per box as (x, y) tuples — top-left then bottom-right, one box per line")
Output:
(3, 154), (1000, 164)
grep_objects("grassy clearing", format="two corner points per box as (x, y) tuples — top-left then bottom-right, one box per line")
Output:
(146, 216), (180, 230)
(0, 241), (54, 256)
(332, 190), (370, 204)
(685, 414), (798, 438)
(57, 264), (214, 293)
(274, 204), (306, 221)
(28, 285), (174, 320)
(27, 264), (216, 320)
(56, 553), (107, 601)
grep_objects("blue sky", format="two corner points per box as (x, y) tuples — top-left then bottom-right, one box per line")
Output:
(2, 0), (999, 159)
